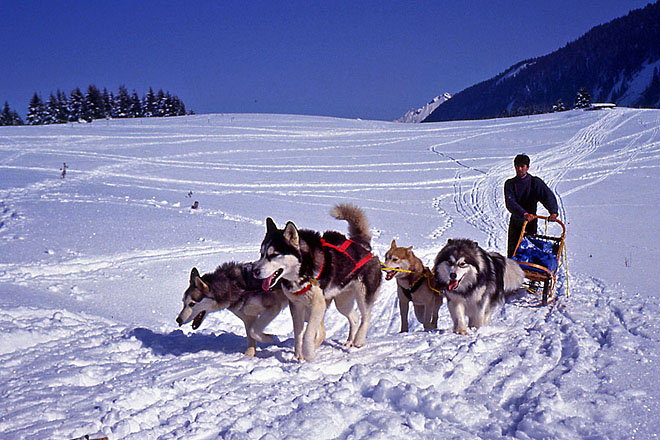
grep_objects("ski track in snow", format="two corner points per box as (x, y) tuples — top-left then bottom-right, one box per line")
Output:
(0, 111), (659, 439)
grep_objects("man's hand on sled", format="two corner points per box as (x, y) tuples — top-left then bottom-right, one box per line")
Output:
(523, 212), (535, 222)
(549, 213), (558, 221)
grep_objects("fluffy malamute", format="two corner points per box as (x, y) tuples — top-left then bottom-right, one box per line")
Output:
(433, 239), (523, 334)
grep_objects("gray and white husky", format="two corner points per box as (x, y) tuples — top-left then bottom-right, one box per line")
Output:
(433, 239), (524, 334)
(252, 204), (382, 361)
(176, 262), (287, 356)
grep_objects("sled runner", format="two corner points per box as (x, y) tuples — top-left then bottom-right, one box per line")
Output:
(511, 215), (566, 305)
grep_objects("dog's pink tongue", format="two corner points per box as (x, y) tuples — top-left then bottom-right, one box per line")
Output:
(262, 274), (274, 291)
(448, 280), (459, 291)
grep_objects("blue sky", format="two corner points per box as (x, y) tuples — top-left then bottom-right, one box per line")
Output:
(1, 1), (653, 121)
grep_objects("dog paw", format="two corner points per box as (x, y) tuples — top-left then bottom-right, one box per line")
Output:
(244, 347), (256, 357)
(352, 338), (365, 348)
(302, 347), (316, 362)
(455, 328), (469, 335)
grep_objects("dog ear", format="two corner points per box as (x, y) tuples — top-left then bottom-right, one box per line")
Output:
(390, 239), (397, 249)
(283, 221), (299, 248)
(194, 276), (209, 294)
(190, 267), (200, 284)
(266, 217), (277, 233)
(405, 245), (413, 255)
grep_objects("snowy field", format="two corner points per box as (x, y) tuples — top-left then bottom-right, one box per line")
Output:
(0, 109), (659, 439)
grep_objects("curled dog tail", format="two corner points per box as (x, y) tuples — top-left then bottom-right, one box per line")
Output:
(331, 203), (372, 246)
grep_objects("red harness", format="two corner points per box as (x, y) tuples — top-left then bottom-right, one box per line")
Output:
(289, 238), (373, 295)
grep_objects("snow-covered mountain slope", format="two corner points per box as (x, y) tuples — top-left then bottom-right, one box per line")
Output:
(0, 109), (659, 439)
(425, 2), (660, 121)
(396, 93), (452, 123)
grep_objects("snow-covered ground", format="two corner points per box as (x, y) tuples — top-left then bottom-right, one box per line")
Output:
(0, 109), (659, 439)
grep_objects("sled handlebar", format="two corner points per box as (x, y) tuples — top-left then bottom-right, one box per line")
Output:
(523, 215), (566, 237)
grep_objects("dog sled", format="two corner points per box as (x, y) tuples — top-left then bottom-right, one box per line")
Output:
(511, 215), (566, 306)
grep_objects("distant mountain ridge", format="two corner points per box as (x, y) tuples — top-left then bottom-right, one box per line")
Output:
(424, 1), (660, 122)
(396, 93), (452, 123)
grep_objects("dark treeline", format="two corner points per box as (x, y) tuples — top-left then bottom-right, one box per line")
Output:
(1, 85), (191, 126)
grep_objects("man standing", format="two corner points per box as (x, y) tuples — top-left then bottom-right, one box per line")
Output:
(504, 154), (559, 257)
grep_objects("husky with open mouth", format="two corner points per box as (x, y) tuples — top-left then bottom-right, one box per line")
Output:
(433, 239), (523, 334)
(176, 262), (287, 356)
(252, 203), (382, 361)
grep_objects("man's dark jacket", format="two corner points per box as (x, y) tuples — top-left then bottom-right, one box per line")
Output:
(504, 173), (558, 257)
(504, 174), (558, 221)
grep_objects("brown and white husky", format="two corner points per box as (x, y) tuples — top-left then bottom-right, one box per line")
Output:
(383, 240), (443, 332)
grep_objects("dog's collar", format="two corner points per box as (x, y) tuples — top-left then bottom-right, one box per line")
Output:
(289, 276), (319, 296)
(289, 248), (326, 296)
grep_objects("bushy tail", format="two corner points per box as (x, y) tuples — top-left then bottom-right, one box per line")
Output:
(504, 258), (525, 292)
(331, 203), (372, 246)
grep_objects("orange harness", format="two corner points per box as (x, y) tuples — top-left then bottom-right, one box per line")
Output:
(289, 238), (373, 295)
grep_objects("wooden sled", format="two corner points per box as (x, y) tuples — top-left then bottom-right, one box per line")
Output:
(512, 215), (566, 306)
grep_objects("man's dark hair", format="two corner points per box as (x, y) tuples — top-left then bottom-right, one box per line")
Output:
(514, 154), (530, 167)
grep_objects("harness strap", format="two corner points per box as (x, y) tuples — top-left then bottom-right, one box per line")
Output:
(349, 253), (373, 275)
(382, 264), (444, 296)
(401, 275), (426, 300)
(290, 281), (314, 296)
(289, 238), (372, 295)
(320, 238), (354, 260)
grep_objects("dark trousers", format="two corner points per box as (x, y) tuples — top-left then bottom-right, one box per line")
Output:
(507, 217), (538, 258)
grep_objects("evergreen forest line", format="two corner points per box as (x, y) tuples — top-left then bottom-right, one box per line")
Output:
(1, 85), (191, 126)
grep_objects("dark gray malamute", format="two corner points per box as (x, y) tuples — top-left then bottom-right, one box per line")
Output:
(433, 239), (524, 334)
(252, 203), (382, 361)
(176, 262), (287, 356)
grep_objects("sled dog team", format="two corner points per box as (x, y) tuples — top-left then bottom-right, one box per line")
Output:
(176, 204), (525, 361)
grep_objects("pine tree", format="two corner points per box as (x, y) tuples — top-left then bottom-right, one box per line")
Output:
(155, 89), (166, 116)
(85, 85), (105, 120)
(2, 105), (23, 125)
(44, 93), (60, 124)
(552, 98), (566, 112)
(574, 87), (592, 109)
(54, 90), (68, 123)
(10, 107), (24, 125)
(67, 88), (87, 122)
(0, 101), (11, 125)
(27, 93), (47, 125)
(142, 87), (156, 117)
(129, 91), (142, 118)
(114, 85), (130, 118)
(176, 97), (187, 116)
(102, 88), (114, 118)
